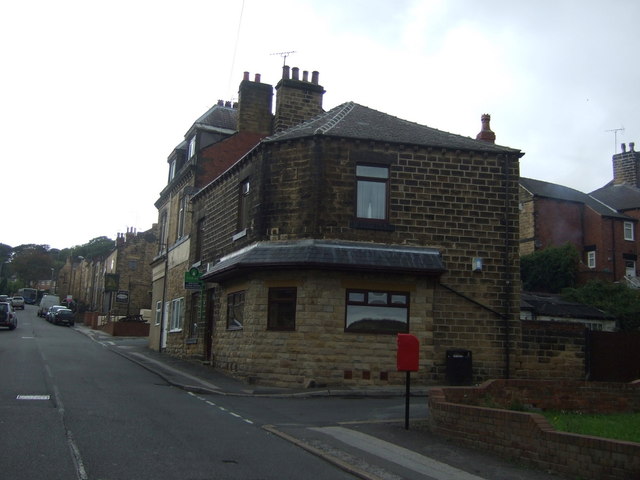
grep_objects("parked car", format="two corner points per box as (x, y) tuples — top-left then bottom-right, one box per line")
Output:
(11, 296), (25, 310)
(0, 295), (9, 303)
(38, 294), (61, 317)
(51, 308), (75, 326)
(46, 305), (67, 323)
(0, 302), (17, 330)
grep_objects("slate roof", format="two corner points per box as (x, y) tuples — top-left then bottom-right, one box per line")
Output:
(521, 292), (613, 321)
(590, 183), (640, 211)
(186, 104), (238, 135)
(202, 239), (445, 282)
(520, 177), (631, 220)
(264, 102), (521, 155)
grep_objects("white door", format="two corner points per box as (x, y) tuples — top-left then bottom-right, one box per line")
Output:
(625, 260), (636, 277)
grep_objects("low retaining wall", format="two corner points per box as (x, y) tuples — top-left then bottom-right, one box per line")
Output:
(99, 321), (149, 337)
(428, 380), (640, 480)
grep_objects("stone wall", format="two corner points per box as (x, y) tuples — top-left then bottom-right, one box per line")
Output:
(515, 320), (586, 380)
(212, 270), (435, 388)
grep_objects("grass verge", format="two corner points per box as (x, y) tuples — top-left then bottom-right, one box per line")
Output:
(541, 411), (640, 443)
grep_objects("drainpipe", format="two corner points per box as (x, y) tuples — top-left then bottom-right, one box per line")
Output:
(502, 154), (511, 379)
(159, 246), (168, 352)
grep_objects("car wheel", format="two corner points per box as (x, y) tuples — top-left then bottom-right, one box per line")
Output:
(9, 324), (16, 330)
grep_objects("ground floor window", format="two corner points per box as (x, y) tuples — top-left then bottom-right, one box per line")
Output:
(170, 297), (184, 332)
(268, 287), (297, 331)
(227, 291), (245, 330)
(345, 289), (409, 334)
(155, 300), (162, 325)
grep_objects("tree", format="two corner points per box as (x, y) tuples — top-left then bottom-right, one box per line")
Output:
(71, 236), (114, 260)
(563, 280), (640, 331)
(11, 244), (54, 285)
(520, 243), (579, 293)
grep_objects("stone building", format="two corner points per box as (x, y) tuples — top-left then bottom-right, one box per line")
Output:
(57, 226), (156, 317)
(153, 65), (524, 388)
(148, 74), (272, 353)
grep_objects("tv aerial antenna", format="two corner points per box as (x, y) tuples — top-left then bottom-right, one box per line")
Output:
(605, 126), (625, 153)
(270, 50), (296, 66)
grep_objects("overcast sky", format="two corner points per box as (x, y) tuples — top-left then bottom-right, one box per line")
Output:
(2, 0), (639, 250)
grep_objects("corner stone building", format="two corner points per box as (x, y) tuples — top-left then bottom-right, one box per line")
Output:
(168, 66), (524, 388)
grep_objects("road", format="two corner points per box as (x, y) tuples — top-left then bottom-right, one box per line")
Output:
(0, 305), (366, 479)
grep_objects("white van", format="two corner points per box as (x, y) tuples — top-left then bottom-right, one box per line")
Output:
(38, 294), (61, 317)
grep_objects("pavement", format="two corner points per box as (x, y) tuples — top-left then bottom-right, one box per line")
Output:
(75, 324), (565, 480)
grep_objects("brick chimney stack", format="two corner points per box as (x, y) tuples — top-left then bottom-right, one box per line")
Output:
(613, 142), (640, 186)
(274, 65), (325, 133)
(476, 114), (496, 143)
(237, 72), (273, 135)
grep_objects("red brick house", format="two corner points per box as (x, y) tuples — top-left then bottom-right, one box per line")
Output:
(161, 65), (524, 388)
(520, 143), (640, 285)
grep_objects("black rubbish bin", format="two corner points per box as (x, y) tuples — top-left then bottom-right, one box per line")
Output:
(445, 349), (473, 385)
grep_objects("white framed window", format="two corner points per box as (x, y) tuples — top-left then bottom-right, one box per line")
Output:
(155, 301), (162, 325)
(624, 221), (634, 241)
(587, 251), (596, 269)
(169, 159), (177, 181)
(188, 136), (197, 159)
(170, 297), (184, 331)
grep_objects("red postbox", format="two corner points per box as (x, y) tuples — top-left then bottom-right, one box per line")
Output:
(396, 333), (419, 372)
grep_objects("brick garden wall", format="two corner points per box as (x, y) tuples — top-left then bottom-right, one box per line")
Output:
(428, 380), (640, 480)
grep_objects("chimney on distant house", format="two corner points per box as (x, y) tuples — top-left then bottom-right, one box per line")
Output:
(273, 66), (325, 133)
(237, 72), (274, 135)
(612, 142), (640, 186)
(476, 114), (496, 144)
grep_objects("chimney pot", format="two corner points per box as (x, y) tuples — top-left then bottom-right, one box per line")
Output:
(631, 142), (635, 152)
(225, 101), (231, 107)
(282, 65), (290, 79)
(303, 70), (309, 82)
(243, 71), (250, 81)
(312, 71), (319, 84)
(292, 67), (299, 80)
(254, 73), (261, 83)
(476, 113), (496, 144)
(622, 143), (627, 152)
(217, 99), (224, 106)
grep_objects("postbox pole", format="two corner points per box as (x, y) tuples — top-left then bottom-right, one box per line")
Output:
(404, 371), (411, 430)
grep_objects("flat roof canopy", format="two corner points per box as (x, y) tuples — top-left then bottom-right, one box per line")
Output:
(202, 239), (446, 282)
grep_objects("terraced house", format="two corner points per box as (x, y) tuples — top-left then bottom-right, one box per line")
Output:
(150, 65), (523, 388)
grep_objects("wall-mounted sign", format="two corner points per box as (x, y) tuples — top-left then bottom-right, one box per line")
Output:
(115, 290), (129, 303)
(104, 274), (120, 292)
(184, 267), (203, 290)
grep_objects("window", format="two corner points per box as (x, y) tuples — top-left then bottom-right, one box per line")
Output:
(587, 251), (596, 269)
(170, 297), (184, 331)
(356, 164), (389, 220)
(238, 179), (251, 231)
(188, 136), (197, 159)
(155, 301), (162, 325)
(158, 210), (168, 254)
(268, 287), (297, 331)
(624, 221), (635, 241)
(227, 291), (245, 330)
(625, 260), (636, 277)
(169, 159), (177, 182)
(177, 195), (186, 239)
(345, 289), (409, 334)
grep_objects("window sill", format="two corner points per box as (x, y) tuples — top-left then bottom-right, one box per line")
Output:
(350, 219), (395, 232)
(232, 229), (247, 242)
(169, 328), (183, 333)
(227, 326), (243, 332)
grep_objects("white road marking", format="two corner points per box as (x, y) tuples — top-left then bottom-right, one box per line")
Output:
(312, 426), (488, 480)
(17, 395), (51, 400)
